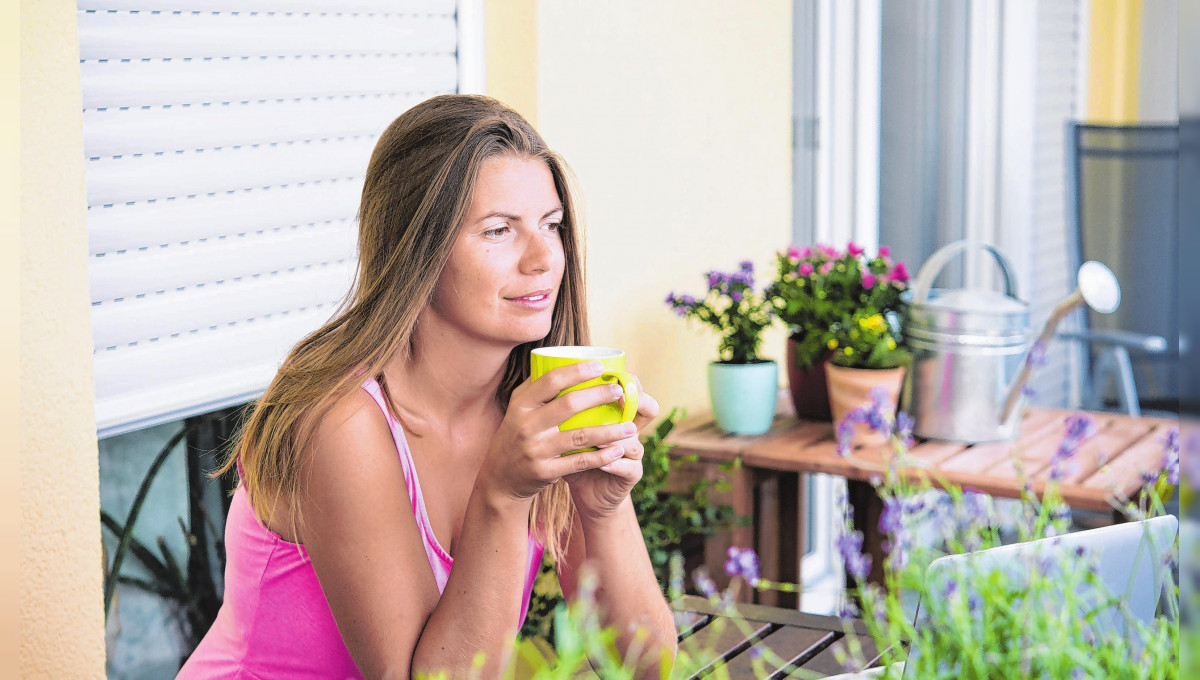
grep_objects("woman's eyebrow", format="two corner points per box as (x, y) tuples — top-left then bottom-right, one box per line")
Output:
(476, 206), (564, 223)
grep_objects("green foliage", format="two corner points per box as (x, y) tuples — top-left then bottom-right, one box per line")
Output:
(666, 261), (774, 364)
(766, 244), (910, 369)
(519, 407), (740, 642)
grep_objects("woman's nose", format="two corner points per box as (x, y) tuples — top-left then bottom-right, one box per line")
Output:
(520, 232), (554, 274)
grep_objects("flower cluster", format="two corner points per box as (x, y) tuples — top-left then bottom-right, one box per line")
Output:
(766, 242), (910, 370)
(1048, 413), (1097, 481)
(666, 260), (774, 364)
(723, 546), (760, 587)
(835, 386), (912, 457)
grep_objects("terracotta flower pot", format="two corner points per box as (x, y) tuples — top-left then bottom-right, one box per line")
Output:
(786, 339), (833, 421)
(825, 363), (906, 448)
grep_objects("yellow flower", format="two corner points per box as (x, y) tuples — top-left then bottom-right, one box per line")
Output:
(843, 347), (853, 356)
(859, 314), (887, 334)
(886, 337), (896, 350)
(827, 338), (838, 350)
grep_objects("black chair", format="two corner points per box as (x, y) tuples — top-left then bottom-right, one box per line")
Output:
(1060, 123), (1176, 416)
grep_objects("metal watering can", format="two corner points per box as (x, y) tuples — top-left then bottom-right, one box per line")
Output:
(904, 241), (1120, 443)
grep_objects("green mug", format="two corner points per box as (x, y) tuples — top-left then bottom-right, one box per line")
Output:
(530, 346), (640, 453)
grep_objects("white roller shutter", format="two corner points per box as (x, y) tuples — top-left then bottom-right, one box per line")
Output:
(81, 1), (463, 438)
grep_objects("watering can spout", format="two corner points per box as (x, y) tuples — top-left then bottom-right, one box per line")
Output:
(1000, 261), (1122, 421)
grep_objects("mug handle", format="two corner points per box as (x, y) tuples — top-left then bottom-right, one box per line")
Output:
(603, 370), (640, 424)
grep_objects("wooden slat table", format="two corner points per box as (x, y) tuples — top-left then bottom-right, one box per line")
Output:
(672, 595), (884, 679)
(666, 395), (1177, 589)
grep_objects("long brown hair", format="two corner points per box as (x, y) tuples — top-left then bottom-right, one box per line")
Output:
(214, 94), (588, 562)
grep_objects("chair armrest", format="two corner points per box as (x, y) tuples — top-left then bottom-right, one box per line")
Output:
(1056, 329), (1169, 354)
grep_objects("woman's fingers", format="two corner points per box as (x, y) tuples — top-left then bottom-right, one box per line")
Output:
(543, 443), (627, 479)
(549, 421), (637, 455)
(522, 362), (605, 406)
(598, 456), (643, 481)
(633, 390), (660, 431)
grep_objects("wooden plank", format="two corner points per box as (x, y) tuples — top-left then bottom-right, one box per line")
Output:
(1081, 422), (1176, 496)
(1033, 417), (1156, 485)
(802, 633), (880, 676)
(936, 409), (1063, 475)
(724, 625), (836, 679)
(682, 619), (774, 679)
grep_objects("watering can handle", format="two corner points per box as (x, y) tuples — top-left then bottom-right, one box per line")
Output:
(911, 240), (1020, 304)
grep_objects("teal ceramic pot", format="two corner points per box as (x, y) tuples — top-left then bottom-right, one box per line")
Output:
(707, 360), (779, 435)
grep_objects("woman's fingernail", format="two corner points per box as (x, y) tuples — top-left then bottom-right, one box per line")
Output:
(610, 384), (624, 399)
(621, 422), (637, 436)
(587, 361), (604, 375)
(607, 445), (624, 459)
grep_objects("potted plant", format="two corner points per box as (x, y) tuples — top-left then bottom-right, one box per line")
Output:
(767, 243), (909, 428)
(666, 260), (777, 435)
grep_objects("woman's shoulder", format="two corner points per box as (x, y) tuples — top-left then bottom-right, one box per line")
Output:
(306, 382), (401, 481)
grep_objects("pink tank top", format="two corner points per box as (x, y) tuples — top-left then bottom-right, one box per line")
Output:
(177, 378), (545, 679)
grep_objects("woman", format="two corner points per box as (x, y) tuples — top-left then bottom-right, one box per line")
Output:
(178, 95), (677, 679)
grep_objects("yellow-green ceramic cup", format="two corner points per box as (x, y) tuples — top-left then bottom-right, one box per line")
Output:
(530, 346), (640, 453)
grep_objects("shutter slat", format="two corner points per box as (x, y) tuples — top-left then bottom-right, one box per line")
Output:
(93, 307), (337, 438)
(87, 180), (362, 254)
(85, 138), (376, 206)
(79, 1), (455, 14)
(78, 12), (456, 59)
(89, 219), (357, 302)
(81, 54), (458, 109)
(83, 96), (424, 157)
(91, 262), (354, 349)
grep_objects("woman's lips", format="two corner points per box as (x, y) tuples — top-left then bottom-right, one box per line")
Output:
(505, 291), (553, 310)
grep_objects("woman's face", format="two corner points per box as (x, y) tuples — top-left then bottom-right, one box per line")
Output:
(430, 155), (566, 347)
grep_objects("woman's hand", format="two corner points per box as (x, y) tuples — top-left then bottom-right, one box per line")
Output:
(477, 361), (639, 504)
(565, 377), (661, 523)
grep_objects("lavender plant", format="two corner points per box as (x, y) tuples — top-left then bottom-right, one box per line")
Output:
(666, 260), (774, 364)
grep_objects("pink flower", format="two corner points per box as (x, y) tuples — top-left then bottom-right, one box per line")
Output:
(847, 242), (865, 256)
(890, 261), (910, 283)
(787, 246), (802, 261)
(798, 246), (812, 259)
(863, 272), (877, 288)
(799, 263), (814, 276)
(820, 261), (834, 275)
(878, 246), (890, 258)
(817, 244), (840, 259)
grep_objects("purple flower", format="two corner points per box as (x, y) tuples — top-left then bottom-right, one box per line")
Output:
(1021, 384), (1038, 398)
(724, 546), (761, 586)
(799, 262), (814, 276)
(895, 411), (914, 446)
(967, 594), (981, 613)
(707, 271), (723, 289)
(836, 531), (872, 581)
(692, 569), (718, 598)
(1050, 413), (1096, 480)
(680, 294), (696, 306)
(739, 260), (753, 272)
(862, 272), (877, 288)
(944, 578), (959, 599)
(836, 419), (856, 457)
(730, 291), (743, 302)
(1160, 427), (1180, 486)
(664, 292), (677, 305)
(1027, 341), (1050, 369)
(1183, 431), (1200, 486)
(879, 496), (903, 535)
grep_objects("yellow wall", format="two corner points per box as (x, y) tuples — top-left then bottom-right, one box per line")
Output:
(535, 1), (793, 416)
(485, 0), (538, 126)
(1086, 0), (1143, 123)
(19, 0), (105, 677)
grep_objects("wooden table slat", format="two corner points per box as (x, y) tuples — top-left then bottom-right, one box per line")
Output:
(721, 625), (836, 679)
(1036, 417), (1157, 485)
(682, 620), (774, 679)
(936, 408), (1065, 474)
(1081, 423), (1175, 494)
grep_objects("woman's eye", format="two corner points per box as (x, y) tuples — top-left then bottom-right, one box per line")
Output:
(545, 222), (562, 232)
(483, 226), (509, 238)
